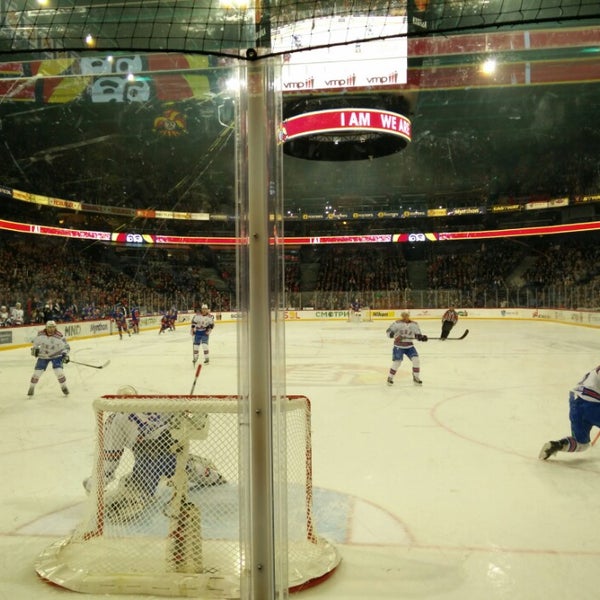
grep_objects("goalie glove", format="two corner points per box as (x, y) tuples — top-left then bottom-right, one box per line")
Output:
(31, 347), (39, 357)
(187, 455), (226, 489)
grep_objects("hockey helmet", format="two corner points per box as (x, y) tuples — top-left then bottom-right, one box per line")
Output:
(117, 385), (138, 395)
(45, 320), (57, 328)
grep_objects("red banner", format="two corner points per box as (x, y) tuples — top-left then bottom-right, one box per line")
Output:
(279, 109), (411, 143)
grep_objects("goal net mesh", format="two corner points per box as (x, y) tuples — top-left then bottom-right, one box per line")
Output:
(348, 306), (372, 322)
(1, 1), (597, 58)
(35, 394), (340, 598)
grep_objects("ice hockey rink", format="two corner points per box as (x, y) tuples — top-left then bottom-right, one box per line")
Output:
(2, 316), (600, 600)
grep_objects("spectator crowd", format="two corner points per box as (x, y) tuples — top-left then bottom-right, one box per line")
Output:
(2, 232), (599, 324)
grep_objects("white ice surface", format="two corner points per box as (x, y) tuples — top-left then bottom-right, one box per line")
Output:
(1, 318), (600, 599)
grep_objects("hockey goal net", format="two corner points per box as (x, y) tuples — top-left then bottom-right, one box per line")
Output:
(36, 394), (339, 598)
(348, 306), (372, 322)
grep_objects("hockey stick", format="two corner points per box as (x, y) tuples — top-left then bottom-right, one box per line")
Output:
(70, 359), (111, 369)
(592, 429), (600, 446)
(428, 329), (470, 341)
(189, 363), (202, 394)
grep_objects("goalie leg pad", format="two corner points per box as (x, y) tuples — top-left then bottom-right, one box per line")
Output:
(106, 490), (151, 523)
(105, 477), (151, 522)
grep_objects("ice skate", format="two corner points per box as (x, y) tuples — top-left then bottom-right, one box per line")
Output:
(413, 375), (423, 385)
(539, 440), (563, 460)
(204, 358), (210, 365)
(27, 386), (35, 396)
(387, 377), (394, 386)
(61, 386), (69, 396)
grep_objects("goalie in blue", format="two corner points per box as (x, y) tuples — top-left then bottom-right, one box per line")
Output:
(83, 387), (225, 522)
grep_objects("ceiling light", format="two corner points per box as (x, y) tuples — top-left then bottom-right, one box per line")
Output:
(481, 58), (497, 75)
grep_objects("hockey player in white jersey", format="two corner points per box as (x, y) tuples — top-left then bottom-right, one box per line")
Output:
(83, 386), (224, 522)
(191, 304), (215, 365)
(28, 320), (70, 396)
(385, 311), (427, 386)
(10, 302), (24, 326)
(539, 365), (600, 460)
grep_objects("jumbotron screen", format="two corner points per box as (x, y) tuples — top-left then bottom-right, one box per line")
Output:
(271, 15), (408, 91)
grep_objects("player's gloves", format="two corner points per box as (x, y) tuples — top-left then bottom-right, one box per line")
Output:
(416, 334), (428, 342)
(31, 347), (39, 357)
(387, 331), (395, 339)
(62, 354), (70, 364)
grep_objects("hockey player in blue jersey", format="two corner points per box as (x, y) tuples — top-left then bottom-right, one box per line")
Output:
(167, 307), (178, 331)
(158, 312), (170, 334)
(348, 298), (363, 322)
(130, 305), (140, 334)
(350, 298), (361, 313)
(540, 365), (600, 460)
(28, 320), (70, 396)
(385, 311), (427, 386)
(191, 304), (215, 365)
(113, 305), (131, 339)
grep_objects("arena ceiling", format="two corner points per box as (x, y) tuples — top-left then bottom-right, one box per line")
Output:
(0, 2), (599, 236)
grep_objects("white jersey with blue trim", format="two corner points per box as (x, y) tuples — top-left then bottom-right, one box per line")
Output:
(386, 319), (422, 348)
(191, 313), (215, 334)
(32, 329), (70, 359)
(572, 365), (600, 403)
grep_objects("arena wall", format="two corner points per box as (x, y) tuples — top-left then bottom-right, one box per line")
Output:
(1, 307), (599, 352)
